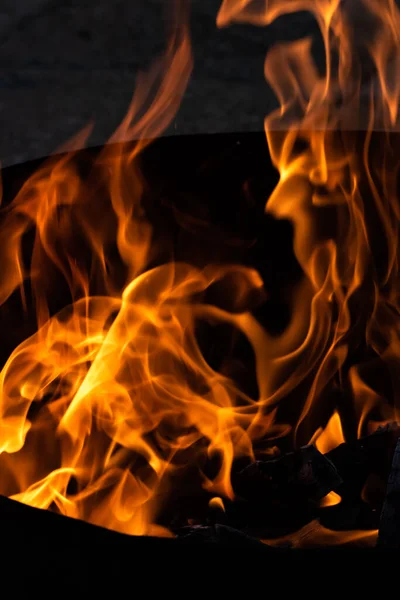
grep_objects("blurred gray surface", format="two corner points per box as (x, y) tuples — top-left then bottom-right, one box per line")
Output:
(0, 1), (318, 166)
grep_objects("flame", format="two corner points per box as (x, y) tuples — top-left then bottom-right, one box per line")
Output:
(320, 490), (342, 507)
(216, 0), (400, 435)
(311, 410), (345, 454)
(0, 0), (398, 546)
(263, 520), (378, 548)
(209, 497), (226, 512)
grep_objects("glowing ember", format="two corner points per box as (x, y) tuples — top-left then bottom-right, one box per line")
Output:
(0, 0), (399, 545)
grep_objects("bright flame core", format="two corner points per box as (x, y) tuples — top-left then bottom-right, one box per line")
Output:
(0, 0), (398, 542)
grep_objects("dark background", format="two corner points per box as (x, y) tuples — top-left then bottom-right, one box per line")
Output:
(0, 0), (318, 167)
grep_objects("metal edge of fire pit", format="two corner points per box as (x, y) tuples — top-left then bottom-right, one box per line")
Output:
(0, 494), (393, 555)
(0, 494), (393, 598)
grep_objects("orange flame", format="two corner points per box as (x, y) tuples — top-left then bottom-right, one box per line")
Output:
(209, 497), (226, 512)
(311, 411), (345, 454)
(263, 520), (378, 548)
(320, 490), (342, 507)
(0, 0), (398, 546)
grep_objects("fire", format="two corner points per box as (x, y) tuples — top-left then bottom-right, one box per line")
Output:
(209, 497), (226, 512)
(0, 0), (398, 545)
(320, 490), (342, 507)
(311, 411), (345, 454)
(263, 520), (378, 548)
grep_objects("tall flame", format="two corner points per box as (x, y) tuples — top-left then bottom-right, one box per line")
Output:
(218, 0), (400, 445)
(0, 0), (398, 543)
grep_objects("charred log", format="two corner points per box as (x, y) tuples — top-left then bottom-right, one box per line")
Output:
(223, 427), (398, 536)
(233, 444), (342, 503)
(214, 445), (342, 537)
(162, 427), (398, 538)
(378, 437), (400, 548)
(175, 524), (269, 548)
(319, 499), (380, 532)
(326, 423), (399, 501)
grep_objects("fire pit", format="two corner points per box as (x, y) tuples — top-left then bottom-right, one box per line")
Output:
(1, 0), (400, 557)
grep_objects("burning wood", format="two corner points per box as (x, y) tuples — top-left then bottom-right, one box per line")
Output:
(234, 445), (342, 503)
(378, 437), (400, 548)
(1, 0), (400, 550)
(224, 445), (343, 536)
(326, 423), (400, 498)
(175, 524), (267, 547)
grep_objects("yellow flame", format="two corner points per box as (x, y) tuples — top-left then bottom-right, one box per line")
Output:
(320, 490), (342, 507)
(209, 497), (226, 512)
(312, 411), (345, 454)
(263, 520), (378, 549)
(0, 0), (398, 548)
